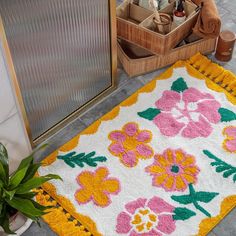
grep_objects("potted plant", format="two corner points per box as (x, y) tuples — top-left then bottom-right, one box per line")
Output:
(0, 143), (62, 235)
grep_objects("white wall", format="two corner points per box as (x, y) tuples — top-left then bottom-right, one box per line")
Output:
(0, 41), (32, 173)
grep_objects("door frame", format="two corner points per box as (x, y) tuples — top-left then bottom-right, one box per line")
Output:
(0, 0), (117, 147)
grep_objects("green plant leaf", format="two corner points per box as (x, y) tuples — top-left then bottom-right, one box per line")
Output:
(9, 166), (29, 190)
(137, 108), (161, 121)
(22, 163), (42, 183)
(0, 162), (7, 184)
(3, 189), (16, 200)
(0, 204), (15, 234)
(58, 151), (107, 168)
(9, 144), (48, 187)
(15, 192), (37, 199)
(173, 207), (196, 220)
(0, 143), (9, 182)
(16, 174), (62, 194)
(16, 154), (33, 171)
(194, 192), (219, 203)
(171, 194), (193, 204)
(171, 77), (188, 93)
(21, 212), (40, 222)
(6, 197), (45, 217)
(218, 108), (236, 122)
(27, 144), (48, 158)
(0, 216), (15, 234)
(30, 199), (51, 211)
(0, 203), (2, 215)
(9, 155), (34, 189)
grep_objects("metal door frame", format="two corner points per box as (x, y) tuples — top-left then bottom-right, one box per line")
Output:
(0, 0), (117, 147)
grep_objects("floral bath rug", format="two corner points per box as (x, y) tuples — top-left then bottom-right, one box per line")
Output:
(37, 53), (236, 236)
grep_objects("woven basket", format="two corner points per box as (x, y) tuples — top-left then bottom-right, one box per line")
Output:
(118, 37), (217, 77)
(117, 0), (199, 55)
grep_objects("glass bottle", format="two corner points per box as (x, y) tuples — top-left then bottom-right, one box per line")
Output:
(173, 0), (186, 26)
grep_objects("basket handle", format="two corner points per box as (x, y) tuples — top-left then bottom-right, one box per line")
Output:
(148, 0), (165, 33)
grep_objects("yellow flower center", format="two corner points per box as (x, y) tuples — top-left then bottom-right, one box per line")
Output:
(131, 208), (158, 233)
(123, 136), (139, 151)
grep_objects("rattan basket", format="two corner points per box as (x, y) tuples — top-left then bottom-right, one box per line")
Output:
(118, 37), (217, 77)
(117, 0), (199, 55)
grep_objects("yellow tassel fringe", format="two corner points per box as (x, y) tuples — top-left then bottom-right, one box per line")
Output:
(39, 53), (236, 236)
(36, 189), (92, 236)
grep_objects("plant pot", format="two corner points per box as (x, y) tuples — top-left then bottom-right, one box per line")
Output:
(0, 212), (32, 236)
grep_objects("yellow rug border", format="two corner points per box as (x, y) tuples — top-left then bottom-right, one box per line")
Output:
(40, 53), (236, 236)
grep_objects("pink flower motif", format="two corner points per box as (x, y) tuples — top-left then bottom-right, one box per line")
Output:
(108, 122), (154, 167)
(154, 88), (221, 138)
(116, 197), (176, 235)
(223, 126), (236, 153)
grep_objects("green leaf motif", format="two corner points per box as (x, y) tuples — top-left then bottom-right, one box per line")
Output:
(218, 108), (236, 122)
(194, 192), (219, 203)
(171, 77), (188, 93)
(223, 169), (236, 178)
(173, 207), (196, 221)
(215, 165), (230, 173)
(171, 184), (219, 217)
(234, 175), (236, 182)
(203, 150), (236, 183)
(137, 108), (161, 121)
(171, 195), (193, 205)
(58, 151), (107, 168)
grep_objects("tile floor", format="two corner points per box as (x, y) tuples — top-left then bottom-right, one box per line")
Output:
(23, 0), (236, 235)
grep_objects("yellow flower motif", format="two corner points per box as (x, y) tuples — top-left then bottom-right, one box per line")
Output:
(75, 167), (120, 207)
(108, 122), (154, 167)
(145, 149), (200, 192)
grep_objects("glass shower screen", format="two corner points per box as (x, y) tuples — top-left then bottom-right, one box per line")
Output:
(0, 0), (116, 145)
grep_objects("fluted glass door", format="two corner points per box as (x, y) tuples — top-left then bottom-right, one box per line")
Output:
(0, 0), (116, 144)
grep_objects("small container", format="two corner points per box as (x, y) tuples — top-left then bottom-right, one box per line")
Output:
(153, 13), (172, 34)
(173, 0), (186, 26)
(215, 30), (236, 62)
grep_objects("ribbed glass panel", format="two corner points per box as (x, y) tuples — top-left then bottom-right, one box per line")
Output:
(0, 0), (112, 140)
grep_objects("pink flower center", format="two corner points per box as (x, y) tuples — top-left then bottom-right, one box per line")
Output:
(131, 207), (158, 233)
(172, 101), (200, 124)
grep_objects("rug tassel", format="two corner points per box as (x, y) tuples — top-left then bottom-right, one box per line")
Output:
(188, 53), (236, 96)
